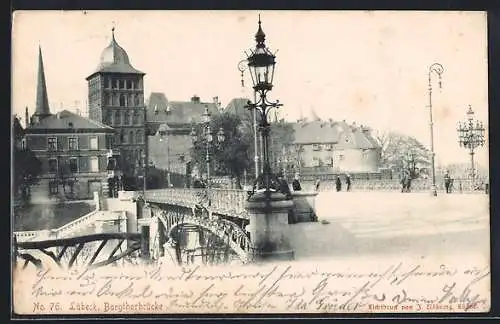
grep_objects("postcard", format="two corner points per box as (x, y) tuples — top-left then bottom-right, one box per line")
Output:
(11, 10), (490, 315)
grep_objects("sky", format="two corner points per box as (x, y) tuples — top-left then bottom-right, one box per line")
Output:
(11, 10), (489, 167)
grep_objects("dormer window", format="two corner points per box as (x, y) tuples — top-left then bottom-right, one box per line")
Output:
(48, 137), (57, 151)
(312, 144), (321, 151)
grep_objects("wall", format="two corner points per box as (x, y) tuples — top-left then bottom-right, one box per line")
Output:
(297, 145), (380, 173)
(104, 197), (138, 233)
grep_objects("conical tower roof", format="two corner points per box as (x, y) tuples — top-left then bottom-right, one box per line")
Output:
(34, 46), (51, 117)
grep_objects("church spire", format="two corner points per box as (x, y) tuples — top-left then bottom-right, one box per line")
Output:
(34, 45), (51, 118)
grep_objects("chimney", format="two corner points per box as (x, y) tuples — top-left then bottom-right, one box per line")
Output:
(191, 95), (201, 103)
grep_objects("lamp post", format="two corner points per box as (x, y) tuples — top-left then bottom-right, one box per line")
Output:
(457, 105), (486, 182)
(427, 63), (444, 197)
(191, 105), (225, 188)
(158, 124), (172, 188)
(238, 59), (260, 179)
(242, 16), (282, 194)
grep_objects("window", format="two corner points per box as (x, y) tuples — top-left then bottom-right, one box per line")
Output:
(135, 94), (141, 106)
(115, 111), (121, 125)
(127, 80), (132, 89)
(136, 130), (143, 144)
(49, 181), (58, 194)
(326, 157), (334, 166)
(120, 80), (125, 89)
(48, 137), (57, 151)
(129, 131), (134, 144)
(69, 157), (78, 173)
(312, 156), (321, 167)
(325, 144), (333, 151)
(124, 111), (130, 125)
(132, 110), (139, 124)
(120, 94), (126, 107)
(312, 144), (321, 151)
(90, 136), (98, 150)
(68, 137), (78, 150)
(48, 158), (58, 173)
(90, 156), (99, 172)
(115, 133), (121, 145)
(106, 135), (114, 149)
(107, 157), (116, 171)
(121, 130), (126, 143)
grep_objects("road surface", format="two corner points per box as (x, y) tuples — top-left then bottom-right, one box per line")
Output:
(289, 191), (490, 261)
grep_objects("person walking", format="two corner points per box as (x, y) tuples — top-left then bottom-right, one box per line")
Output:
(346, 174), (352, 192)
(335, 176), (342, 192)
(444, 170), (451, 194)
(292, 173), (302, 191)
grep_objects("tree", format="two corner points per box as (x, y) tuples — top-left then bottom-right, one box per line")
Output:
(189, 112), (252, 187)
(269, 120), (295, 171)
(13, 117), (42, 202)
(376, 131), (431, 179)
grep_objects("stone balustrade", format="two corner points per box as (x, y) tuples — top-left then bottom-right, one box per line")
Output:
(14, 210), (124, 242)
(297, 178), (489, 193)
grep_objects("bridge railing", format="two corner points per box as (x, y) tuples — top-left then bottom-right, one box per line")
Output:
(145, 188), (249, 218)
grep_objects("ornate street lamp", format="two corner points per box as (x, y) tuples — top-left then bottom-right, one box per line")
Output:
(242, 16), (282, 195)
(427, 62), (444, 197)
(457, 105), (486, 181)
(239, 59), (260, 179)
(158, 123), (172, 187)
(191, 105), (225, 188)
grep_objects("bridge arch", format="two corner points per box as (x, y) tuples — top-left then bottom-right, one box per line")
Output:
(148, 203), (253, 264)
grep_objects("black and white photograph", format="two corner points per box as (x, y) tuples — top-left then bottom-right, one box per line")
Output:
(11, 10), (490, 315)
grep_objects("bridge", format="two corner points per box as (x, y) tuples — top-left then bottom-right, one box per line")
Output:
(14, 188), (317, 269)
(137, 188), (316, 265)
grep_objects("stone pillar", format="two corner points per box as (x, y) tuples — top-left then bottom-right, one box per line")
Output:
(245, 191), (294, 262)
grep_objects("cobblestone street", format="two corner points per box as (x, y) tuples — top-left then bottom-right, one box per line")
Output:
(290, 191), (490, 261)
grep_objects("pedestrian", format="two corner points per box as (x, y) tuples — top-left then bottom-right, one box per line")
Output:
(292, 173), (302, 191)
(315, 178), (321, 192)
(444, 170), (451, 194)
(277, 172), (292, 199)
(346, 174), (352, 191)
(335, 176), (342, 192)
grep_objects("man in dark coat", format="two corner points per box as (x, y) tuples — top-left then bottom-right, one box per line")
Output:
(335, 176), (342, 192)
(277, 172), (292, 199)
(444, 170), (451, 194)
(292, 173), (302, 191)
(346, 174), (352, 191)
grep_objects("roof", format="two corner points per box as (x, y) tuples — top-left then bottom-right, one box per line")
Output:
(86, 29), (144, 79)
(146, 92), (220, 125)
(224, 98), (252, 121)
(26, 110), (114, 133)
(292, 120), (380, 149)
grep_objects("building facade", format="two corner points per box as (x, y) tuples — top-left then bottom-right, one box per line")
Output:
(145, 93), (220, 187)
(284, 119), (382, 180)
(86, 28), (146, 190)
(25, 110), (115, 200)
